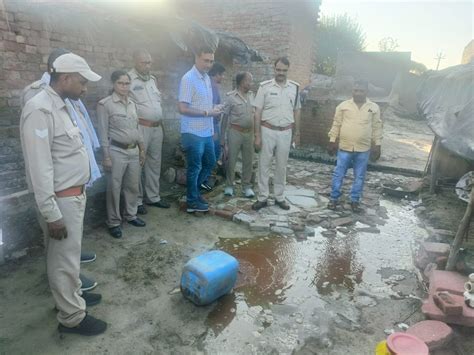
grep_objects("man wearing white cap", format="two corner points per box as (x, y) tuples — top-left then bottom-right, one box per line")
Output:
(20, 53), (107, 335)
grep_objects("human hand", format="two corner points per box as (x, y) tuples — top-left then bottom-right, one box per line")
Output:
(327, 142), (338, 156)
(254, 134), (262, 153)
(370, 145), (381, 161)
(139, 151), (146, 166)
(102, 157), (112, 172)
(48, 219), (67, 240)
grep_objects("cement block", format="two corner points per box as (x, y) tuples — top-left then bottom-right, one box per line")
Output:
(407, 320), (453, 350)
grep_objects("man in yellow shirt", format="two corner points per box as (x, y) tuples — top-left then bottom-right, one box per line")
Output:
(327, 80), (383, 212)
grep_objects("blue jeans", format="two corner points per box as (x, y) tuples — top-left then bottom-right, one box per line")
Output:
(330, 150), (370, 202)
(181, 133), (216, 204)
(203, 124), (220, 184)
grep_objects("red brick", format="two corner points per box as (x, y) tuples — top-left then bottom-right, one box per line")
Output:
(406, 320), (453, 350)
(214, 209), (235, 220)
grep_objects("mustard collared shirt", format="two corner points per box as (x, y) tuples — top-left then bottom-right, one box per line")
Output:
(253, 78), (301, 127)
(223, 89), (255, 129)
(328, 98), (383, 152)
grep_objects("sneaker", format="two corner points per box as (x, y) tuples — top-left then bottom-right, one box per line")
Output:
(81, 292), (102, 307)
(252, 200), (268, 211)
(224, 187), (234, 196)
(109, 226), (122, 239)
(148, 200), (170, 208)
(327, 200), (338, 210)
(187, 201), (209, 213)
(200, 183), (213, 192)
(80, 251), (96, 264)
(243, 187), (255, 198)
(137, 204), (148, 215)
(127, 218), (146, 227)
(275, 200), (290, 210)
(351, 201), (363, 213)
(58, 314), (107, 336)
(80, 274), (98, 292)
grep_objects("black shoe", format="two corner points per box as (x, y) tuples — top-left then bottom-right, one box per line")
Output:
(80, 251), (96, 264)
(252, 200), (268, 211)
(327, 200), (338, 210)
(137, 205), (148, 215)
(275, 200), (290, 210)
(351, 201), (363, 213)
(148, 200), (170, 209)
(200, 183), (212, 192)
(58, 314), (107, 336)
(109, 226), (122, 239)
(128, 218), (146, 227)
(80, 274), (98, 292)
(81, 292), (102, 307)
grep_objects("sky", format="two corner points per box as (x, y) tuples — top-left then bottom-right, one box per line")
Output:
(319, 0), (473, 70)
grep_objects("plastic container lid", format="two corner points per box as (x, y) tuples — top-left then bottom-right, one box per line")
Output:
(386, 332), (429, 355)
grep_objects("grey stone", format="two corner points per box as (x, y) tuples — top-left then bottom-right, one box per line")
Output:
(286, 195), (318, 208)
(306, 213), (323, 224)
(249, 222), (271, 232)
(233, 212), (255, 226)
(286, 187), (316, 197)
(271, 226), (294, 235)
(331, 216), (354, 227)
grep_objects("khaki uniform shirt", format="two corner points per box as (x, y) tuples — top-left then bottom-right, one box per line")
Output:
(253, 78), (301, 127)
(223, 90), (255, 129)
(97, 93), (143, 149)
(128, 68), (163, 121)
(328, 98), (383, 152)
(20, 79), (46, 109)
(20, 85), (90, 222)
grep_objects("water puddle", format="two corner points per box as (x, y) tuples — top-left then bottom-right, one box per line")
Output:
(203, 199), (428, 353)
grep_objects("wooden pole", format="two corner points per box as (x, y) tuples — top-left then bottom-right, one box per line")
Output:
(430, 138), (440, 194)
(446, 188), (474, 271)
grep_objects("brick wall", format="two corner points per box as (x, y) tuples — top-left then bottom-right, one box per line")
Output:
(300, 98), (340, 147)
(0, 0), (236, 255)
(178, 0), (319, 87)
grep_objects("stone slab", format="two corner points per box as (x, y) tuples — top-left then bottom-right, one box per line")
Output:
(286, 195), (318, 208)
(422, 242), (451, 258)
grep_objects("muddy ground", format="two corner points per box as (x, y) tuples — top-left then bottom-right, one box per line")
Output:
(1, 154), (474, 354)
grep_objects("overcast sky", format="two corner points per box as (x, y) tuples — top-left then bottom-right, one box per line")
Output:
(320, 0), (473, 70)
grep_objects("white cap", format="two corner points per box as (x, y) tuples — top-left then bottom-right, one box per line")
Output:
(51, 53), (101, 82)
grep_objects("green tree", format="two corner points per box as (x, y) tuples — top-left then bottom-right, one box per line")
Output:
(316, 14), (366, 76)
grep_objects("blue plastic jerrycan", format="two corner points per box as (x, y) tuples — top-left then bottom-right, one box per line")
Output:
(180, 250), (239, 306)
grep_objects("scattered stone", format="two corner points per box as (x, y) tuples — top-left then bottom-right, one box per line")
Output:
(286, 195), (318, 208)
(406, 320), (454, 350)
(356, 227), (380, 234)
(329, 214), (340, 218)
(397, 323), (409, 331)
(384, 328), (395, 335)
(233, 212), (255, 226)
(354, 295), (377, 308)
(257, 327), (265, 333)
(230, 308), (236, 313)
(321, 230), (336, 238)
(306, 213), (322, 224)
(305, 226), (315, 237)
(252, 331), (261, 338)
(168, 287), (181, 295)
(322, 281), (330, 288)
(271, 226), (294, 235)
(249, 222), (271, 232)
(275, 289), (282, 296)
(248, 306), (263, 318)
(337, 227), (351, 234)
(295, 318), (303, 324)
(331, 216), (354, 228)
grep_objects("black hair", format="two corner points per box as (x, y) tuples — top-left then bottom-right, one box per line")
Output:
(354, 79), (369, 90)
(49, 72), (61, 84)
(208, 62), (225, 77)
(235, 72), (249, 87)
(111, 70), (130, 84)
(274, 56), (290, 67)
(195, 45), (214, 57)
(47, 48), (70, 71)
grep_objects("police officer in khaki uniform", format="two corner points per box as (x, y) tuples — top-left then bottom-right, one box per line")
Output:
(97, 70), (146, 239)
(20, 53), (107, 335)
(128, 49), (170, 215)
(252, 57), (301, 211)
(221, 71), (255, 198)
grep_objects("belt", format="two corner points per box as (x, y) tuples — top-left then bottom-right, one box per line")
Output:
(110, 139), (137, 150)
(55, 185), (84, 198)
(261, 121), (293, 131)
(139, 118), (162, 127)
(230, 123), (253, 133)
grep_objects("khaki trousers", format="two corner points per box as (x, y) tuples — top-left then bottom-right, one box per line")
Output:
(226, 127), (254, 189)
(38, 193), (87, 327)
(257, 126), (292, 202)
(106, 146), (140, 227)
(138, 125), (163, 205)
